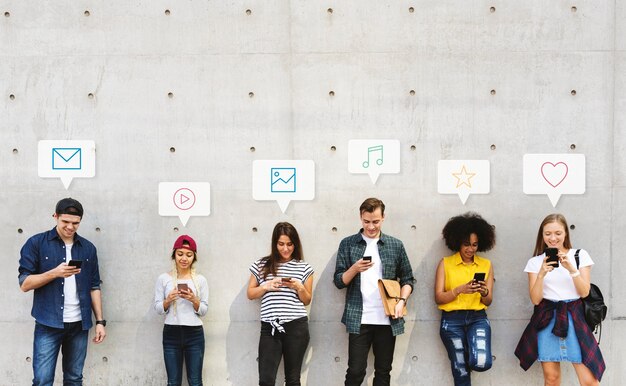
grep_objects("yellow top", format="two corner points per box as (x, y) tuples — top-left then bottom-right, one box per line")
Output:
(438, 252), (491, 312)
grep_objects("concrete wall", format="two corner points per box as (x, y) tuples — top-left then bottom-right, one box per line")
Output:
(1, 1), (623, 385)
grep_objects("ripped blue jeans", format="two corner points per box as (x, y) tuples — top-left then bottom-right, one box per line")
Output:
(439, 310), (492, 386)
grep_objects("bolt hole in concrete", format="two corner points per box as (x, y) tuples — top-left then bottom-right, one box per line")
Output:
(330, 146), (336, 151)
(409, 90), (415, 96)
(88, 93), (94, 99)
(570, 144), (576, 150)
(165, 9), (171, 16)
(332, 227), (337, 232)
(246, 9), (252, 15)
(10, 94), (15, 100)
(571, 6), (577, 12)
(570, 224), (575, 230)
(173, 227), (179, 232)
(168, 92), (174, 98)
(13, 148), (18, 153)
(571, 89), (577, 96)
(248, 91), (254, 98)
(102, 357), (108, 362)
(4, 11), (9, 17)
(492, 355), (496, 361)
(169, 147), (176, 153)
(490, 6), (496, 13)
(490, 89), (496, 95)
(18, 228), (23, 233)
(410, 145), (416, 150)
(411, 225), (416, 230)
(334, 357), (340, 362)
(252, 227), (258, 232)
(327, 8), (333, 14)
(95, 227), (101, 232)
(329, 90), (335, 97)
(84, 10), (90, 16)
(490, 144), (496, 150)
(409, 7), (414, 13)
(250, 146), (256, 152)
(26, 357), (31, 362)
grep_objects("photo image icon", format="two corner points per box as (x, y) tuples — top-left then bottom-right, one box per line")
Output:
(270, 168), (296, 193)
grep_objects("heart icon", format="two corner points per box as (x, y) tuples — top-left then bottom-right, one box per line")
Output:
(541, 162), (568, 187)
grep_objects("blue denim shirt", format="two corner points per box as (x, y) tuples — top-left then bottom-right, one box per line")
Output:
(18, 227), (101, 330)
(333, 230), (415, 336)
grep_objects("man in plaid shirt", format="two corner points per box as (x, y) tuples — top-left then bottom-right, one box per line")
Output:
(334, 198), (415, 386)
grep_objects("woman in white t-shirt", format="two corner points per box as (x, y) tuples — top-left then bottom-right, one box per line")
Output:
(154, 235), (209, 386)
(515, 214), (605, 385)
(247, 222), (314, 386)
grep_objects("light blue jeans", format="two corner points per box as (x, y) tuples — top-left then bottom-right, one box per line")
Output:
(439, 310), (492, 386)
(33, 321), (88, 386)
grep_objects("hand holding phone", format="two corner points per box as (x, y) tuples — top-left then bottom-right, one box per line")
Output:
(545, 248), (559, 268)
(362, 256), (372, 262)
(68, 260), (82, 269)
(177, 283), (189, 292)
(281, 277), (292, 283)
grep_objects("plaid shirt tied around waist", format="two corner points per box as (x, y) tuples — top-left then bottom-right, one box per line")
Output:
(514, 298), (605, 381)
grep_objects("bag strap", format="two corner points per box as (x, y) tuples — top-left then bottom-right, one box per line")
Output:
(575, 249), (580, 269)
(574, 249), (603, 343)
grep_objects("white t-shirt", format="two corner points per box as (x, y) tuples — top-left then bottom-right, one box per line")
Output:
(63, 244), (82, 322)
(524, 248), (594, 301)
(360, 235), (390, 325)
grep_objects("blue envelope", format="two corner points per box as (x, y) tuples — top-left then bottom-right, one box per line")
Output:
(52, 148), (82, 170)
(271, 168), (296, 193)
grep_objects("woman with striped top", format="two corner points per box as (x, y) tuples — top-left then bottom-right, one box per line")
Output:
(247, 222), (314, 386)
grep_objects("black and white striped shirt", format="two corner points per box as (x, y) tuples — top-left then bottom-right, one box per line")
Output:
(250, 258), (314, 324)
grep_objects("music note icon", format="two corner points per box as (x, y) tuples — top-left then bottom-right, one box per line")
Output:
(362, 145), (384, 168)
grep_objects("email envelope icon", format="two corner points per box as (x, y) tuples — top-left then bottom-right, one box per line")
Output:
(52, 148), (82, 170)
(271, 168), (296, 193)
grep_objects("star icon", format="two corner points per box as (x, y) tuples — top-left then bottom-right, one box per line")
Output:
(452, 165), (476, 188)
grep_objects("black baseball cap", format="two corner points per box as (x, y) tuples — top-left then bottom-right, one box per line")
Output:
(55, 198), (84, 218)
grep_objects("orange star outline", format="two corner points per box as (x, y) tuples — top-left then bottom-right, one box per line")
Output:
(452, 165), (476, 188)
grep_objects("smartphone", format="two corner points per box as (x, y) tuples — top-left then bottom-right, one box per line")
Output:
(473, 272), (486, 283)
(177, 283), (189, 292)
(281, 277), (292, 283)
(362, 256), (372, 262)
(68, 260), (82, 269)
(545, 247), (559, 267)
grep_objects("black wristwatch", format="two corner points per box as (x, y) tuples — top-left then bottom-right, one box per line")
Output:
(96, 320), (107, 327)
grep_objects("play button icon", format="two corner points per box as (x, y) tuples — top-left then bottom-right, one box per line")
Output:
(173, 188), (196, 210)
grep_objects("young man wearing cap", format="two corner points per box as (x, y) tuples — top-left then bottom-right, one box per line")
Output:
(333, 198), (414, 386)
(18, 198), (106, 386)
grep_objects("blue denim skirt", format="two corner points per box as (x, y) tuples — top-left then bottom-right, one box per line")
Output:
(537, 301), (582, 363)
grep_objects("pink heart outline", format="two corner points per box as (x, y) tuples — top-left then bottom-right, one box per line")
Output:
(541, 162), (568, 187)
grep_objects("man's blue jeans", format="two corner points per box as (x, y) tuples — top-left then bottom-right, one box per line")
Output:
(439, 310), (492, 386)
(33, 321), (88, 386)
(162, 325), (205, 386)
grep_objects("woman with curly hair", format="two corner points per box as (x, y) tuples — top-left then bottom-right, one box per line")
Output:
(434, 212), (496, 386)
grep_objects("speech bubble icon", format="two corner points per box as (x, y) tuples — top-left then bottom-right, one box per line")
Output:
(159, 182), (211, 226)
(253, 160), (315, 213)
(523, 154), (585, 207)
(438, 160), (490, 204)
(348, 139), (400, 184)
(38, 140), (96, 189)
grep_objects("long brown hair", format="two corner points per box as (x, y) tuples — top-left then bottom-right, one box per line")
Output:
(261, 222), (303, 280)
(532, 213), (572, 256)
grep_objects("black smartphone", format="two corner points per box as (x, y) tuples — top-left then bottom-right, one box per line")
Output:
(68, 260), (82, 268)
(281, 277), (292, 283)
(473, 272), (486, 283)
(362, 256), (372, 262)
(545, 248), (559, 267)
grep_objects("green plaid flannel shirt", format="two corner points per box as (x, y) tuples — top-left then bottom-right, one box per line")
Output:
(333, 230), (415, 336)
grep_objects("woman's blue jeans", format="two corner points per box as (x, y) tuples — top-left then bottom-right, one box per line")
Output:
(258, 317), (310, 386)
(162, 325), (205, 386)
(33, 321), (88, 386)
(439, 310), (492, 386)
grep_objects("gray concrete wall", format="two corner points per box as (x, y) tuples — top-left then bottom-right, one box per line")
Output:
(1, 1), (623, 385)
